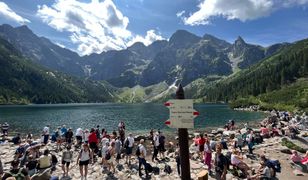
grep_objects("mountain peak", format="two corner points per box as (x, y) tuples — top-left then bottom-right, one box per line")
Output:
(128, 42), (146, 49)
(235, 36), (245, 45)
(169, 30), (201, 48)
(15, 25), (33, 34)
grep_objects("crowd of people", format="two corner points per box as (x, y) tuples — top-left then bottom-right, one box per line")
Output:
(0, 109), (307, 180)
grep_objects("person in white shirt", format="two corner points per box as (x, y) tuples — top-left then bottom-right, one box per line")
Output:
(75, 128), (83, 147)
(83, 129), (90, 144)
(125, 133), (134, 164)
(42, 125), (50, 144)
(137, 139), (149, 177)
(152, 132), (160, 161)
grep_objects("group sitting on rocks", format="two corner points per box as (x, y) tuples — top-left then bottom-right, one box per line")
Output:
(0, 109), (307, 180)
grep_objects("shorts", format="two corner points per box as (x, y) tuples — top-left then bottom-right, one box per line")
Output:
(79, 160), (89, 166)
(76, 136), (82, 141)
(126, 147), (132, 155)
(62, 161), (70, 167)
(199, 144), (204, 152)
(159, 144), (165, 152)
(89, 142), (97, 150)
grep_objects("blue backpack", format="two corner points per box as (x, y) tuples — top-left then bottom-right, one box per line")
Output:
(267, 160), (281, 173)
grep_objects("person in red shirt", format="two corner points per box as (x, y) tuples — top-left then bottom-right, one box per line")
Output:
(88, 128), (98, 153)
(301, 151), (308, 165)
(198, 134), (206, 159)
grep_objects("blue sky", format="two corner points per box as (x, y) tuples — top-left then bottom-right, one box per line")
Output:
(0, 0), (308, 55)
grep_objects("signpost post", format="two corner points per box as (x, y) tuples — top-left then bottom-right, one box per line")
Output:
(164, 84), (199, 180)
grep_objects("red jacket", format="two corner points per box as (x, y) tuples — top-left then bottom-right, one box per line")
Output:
(88, 132), (98, 143)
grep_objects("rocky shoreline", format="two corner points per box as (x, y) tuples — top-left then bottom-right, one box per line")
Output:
(0, 111), (307, 180)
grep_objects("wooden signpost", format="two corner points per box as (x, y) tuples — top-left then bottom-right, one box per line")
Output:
(164, 84), (199, 180)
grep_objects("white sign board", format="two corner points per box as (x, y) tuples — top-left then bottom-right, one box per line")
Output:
(165, 99), (199, 129)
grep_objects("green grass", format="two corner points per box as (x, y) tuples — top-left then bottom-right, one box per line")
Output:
(281, 138), (306, 153)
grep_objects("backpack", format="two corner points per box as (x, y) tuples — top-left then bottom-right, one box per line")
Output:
(135, 146), (141, 156)
(145, 163), (153, 173)
(159, 136), (165, 144)
(105, 150), (111, 160)
(267, 160), (281, 173)
(164, 164), (172, 174)
(124, 138), (129, 148)
(7, 168), (25, 180)
(152, 166), (160, 175)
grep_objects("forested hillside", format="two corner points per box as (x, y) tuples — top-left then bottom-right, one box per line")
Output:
(205, 39), (308, 110)
(0, 38), (117, 104)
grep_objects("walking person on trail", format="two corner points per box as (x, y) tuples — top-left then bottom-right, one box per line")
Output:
(203, 138), (213, 174)
(106, 141), (116, 174)
(62, 145), (73, 177)
(2, 160), (30, 180)
(77, 143), (93, 180)
(137, 139), (149, 178)
(125, 133), (134, 164)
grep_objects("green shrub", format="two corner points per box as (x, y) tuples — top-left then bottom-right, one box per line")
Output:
(281, 138), (306, 153)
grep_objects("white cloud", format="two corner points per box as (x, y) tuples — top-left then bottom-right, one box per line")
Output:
(127, 29), (164, 47)
(183, 0), (308, 26)
(176, 10), (185, 17)
(0, 2), (30, 24)
(37, 0), (164, 55)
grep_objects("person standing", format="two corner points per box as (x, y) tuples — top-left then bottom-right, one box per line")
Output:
(214, 144), (228, 180)
(101, 141), (110, 167)
(152, 132), (160, 161)
(1, 122), (9, 136)
(83, 129), (89, 144)
(61, 125), (67, 143)
(62, 145), (73, 177)
(137, 139), (149, 177)
(42, 125), (50, 145)
(115, 137), (122, 164)
(125, 133), (134, 164)
(158, 131), (166, 159)
(65, 128), (74, 146)
(198, 134), (206, 159)
(77, 144), (93, 180)
(107, 141), (116, 173)
(75, 128), (83, 147)
(204, 138), (212, 174)
(88, 128), (98, 154)
(246, 130), (254, 154)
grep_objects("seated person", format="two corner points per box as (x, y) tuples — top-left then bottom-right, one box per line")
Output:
(290, 150), (307, 173)
(26, 155), (37, 177)
(260, 126), (270, 138)
(12, 133), (21, 145)
(2, 160), (30, 180)
(250, 161), (272, 180)
(301, 151), (308, 165)
(37, 149), (52, 170)
(260, 155), (281, 176)
(231, 149), (250, 177)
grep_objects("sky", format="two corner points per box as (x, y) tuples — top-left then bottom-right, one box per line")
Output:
(0, 0), (308, 56)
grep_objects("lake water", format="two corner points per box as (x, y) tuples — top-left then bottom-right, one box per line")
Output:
(0, 103), (266, 135)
